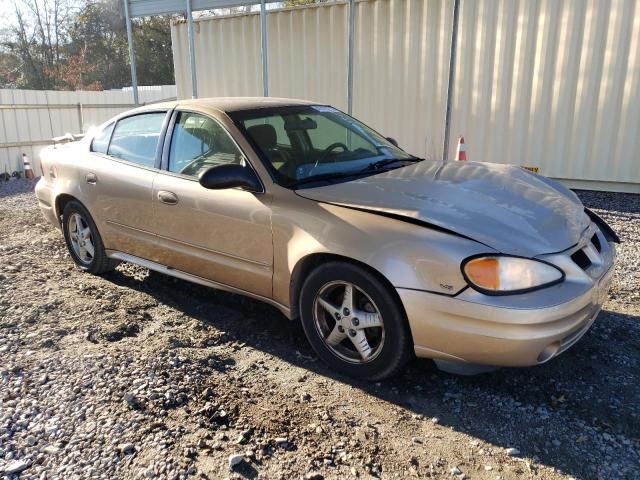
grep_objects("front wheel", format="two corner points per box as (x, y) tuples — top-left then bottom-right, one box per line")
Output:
(62, 200), (118, 274)
(299, 262), (413, 380)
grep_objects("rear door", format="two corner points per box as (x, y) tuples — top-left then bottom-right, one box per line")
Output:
(151, 110), (273, 298)
(84, 110), (170, 261)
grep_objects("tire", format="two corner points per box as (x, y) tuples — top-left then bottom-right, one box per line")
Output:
(62, 200), (119, 274)
(299, 261), (413, 380)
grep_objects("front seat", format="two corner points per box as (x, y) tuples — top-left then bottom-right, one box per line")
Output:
(247, 124), (289, 171)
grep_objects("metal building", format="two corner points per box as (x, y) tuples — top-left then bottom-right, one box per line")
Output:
(128, 0), (640, 192)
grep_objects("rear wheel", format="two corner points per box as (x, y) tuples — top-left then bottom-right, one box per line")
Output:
(62, 200), (118, 274)
(299, 262), (413, 380)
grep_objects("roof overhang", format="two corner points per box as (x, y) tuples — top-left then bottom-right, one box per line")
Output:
(128, 0), (279, 17)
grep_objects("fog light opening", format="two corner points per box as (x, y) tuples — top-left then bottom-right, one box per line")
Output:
(537, 342), (560, 363)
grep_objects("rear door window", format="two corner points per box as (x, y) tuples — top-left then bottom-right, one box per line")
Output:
(108, 113), (166, 168)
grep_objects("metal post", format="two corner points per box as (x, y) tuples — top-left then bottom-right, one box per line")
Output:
(186, 0), (198, 98)
(260, 0), (269, 96)
(123, 0), (139, 105)
(442, 0), (460, 162)
(347, 0), (355, 114)
(76, 103), (84, 133)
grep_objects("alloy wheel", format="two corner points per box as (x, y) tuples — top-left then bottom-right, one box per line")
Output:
(68, 213), (95, 264)
(312, 281), (385, 364)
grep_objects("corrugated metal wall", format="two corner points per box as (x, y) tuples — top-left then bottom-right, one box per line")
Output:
(171, 3), (350, 107)
(353, 0), (451, 160)
(172, 13), (263, 98)
(0, 86), (176, 176)
(268, 2), (350, 110)
(450, 0), (640, 187)
(171, 0), (640, 189)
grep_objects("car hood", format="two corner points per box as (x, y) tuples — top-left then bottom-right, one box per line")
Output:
(296, 160), (590, 257)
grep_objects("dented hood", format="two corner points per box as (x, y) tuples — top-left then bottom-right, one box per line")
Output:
(296, 160), (590, 257)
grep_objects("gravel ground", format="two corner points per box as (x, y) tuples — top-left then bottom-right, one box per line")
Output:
(0, 178), (639, 480)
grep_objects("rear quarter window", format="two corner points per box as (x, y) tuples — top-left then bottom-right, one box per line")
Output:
(90, 122), (115, 154)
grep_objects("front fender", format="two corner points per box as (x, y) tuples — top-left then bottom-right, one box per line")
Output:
(272, 193), (492, 308)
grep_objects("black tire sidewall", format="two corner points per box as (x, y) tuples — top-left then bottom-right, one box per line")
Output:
(62, 201), (107, 274)
(299, 262), (412, 380)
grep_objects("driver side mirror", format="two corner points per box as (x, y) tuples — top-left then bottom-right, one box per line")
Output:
(386, 137), (399, 148)
(199, 164), (262, 192)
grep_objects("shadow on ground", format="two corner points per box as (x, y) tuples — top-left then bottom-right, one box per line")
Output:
(101, 264), (640, 480)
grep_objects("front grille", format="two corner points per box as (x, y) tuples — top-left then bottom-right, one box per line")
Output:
(571, 249), (592, 270)
(570, 230), (606, 272)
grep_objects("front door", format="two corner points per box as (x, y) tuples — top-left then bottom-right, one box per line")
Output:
(152, 110), (273, 298)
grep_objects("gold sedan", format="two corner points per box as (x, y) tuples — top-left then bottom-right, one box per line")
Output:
(36, 98), (617, 379)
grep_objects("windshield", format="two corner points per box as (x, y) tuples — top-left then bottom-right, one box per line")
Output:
(230, 105), (418, 188)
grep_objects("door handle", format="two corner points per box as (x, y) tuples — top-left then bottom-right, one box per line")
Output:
(86, 173), (97, 184)
(157, 190), (178, 205)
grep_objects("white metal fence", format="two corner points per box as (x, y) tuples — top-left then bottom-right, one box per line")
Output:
(0, 86), (176, 177)
(171, 0), (640, 192)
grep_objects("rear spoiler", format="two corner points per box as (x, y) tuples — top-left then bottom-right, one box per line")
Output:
(51, 133), (86, 146)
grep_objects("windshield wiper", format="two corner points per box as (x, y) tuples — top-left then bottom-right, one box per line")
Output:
(288, 157), (425, 189)
(365, 157), (424, 171)
(288, 170), (373, 189)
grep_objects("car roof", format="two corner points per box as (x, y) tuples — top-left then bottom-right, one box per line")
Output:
(134, 97), (317, 115)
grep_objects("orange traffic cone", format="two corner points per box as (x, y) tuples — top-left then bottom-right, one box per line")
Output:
(456, 136), (466, 161)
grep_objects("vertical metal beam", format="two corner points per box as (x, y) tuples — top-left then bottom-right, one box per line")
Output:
(123, 0), (139, 105)
(260, 0), (269, 96)
(442, 0), (460, 162)
(76, 103), (84, 133)
(347, 0), (355, 114)
(186, 0), (198, 98)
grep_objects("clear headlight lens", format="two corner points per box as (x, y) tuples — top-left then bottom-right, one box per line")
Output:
(462, 256), (564, 294)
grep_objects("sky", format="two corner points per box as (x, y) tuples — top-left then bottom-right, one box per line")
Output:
(0, 0), (82, 35)
(0, 1), (15, 31)
(0, 0), (288, 37)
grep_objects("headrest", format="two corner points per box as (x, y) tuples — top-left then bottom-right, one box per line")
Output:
(189, 127), (212, 144)
(212, 129), (237, 153)
(247, 124), (277, 149)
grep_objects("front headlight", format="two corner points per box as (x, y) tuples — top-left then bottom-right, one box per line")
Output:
(462, 255), (564, 295)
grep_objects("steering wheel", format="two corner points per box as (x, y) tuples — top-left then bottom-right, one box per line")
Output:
(315, 142), (349, 167)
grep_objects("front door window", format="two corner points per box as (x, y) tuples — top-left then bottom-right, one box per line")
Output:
(169, 112), (245, 178)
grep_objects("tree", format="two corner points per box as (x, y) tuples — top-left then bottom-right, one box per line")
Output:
(55, 46), (102, 90)
(0, 51), (20, 88)
(0, 0), (175, 90)
(65, 0), (174, 90)
(6, 0), (74, 89)
(64, 0), (129, 90)
(284, 0), (326, 6)
(131, 16), (175, 87)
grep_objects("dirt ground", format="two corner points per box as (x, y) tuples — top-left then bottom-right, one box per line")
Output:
(1, 179), (639, 480)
